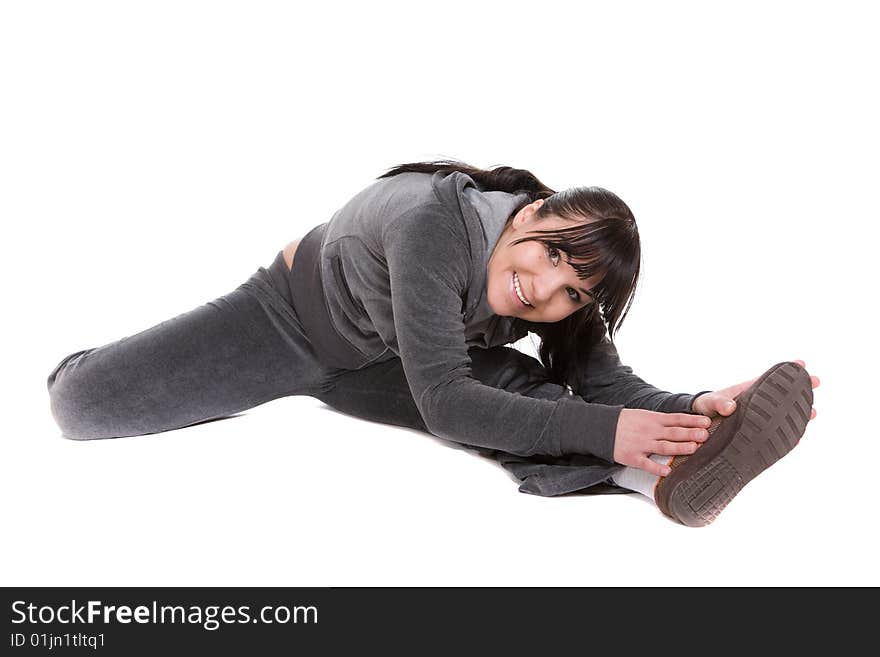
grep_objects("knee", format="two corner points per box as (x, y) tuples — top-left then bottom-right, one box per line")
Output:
(46, 348), (112, 440)
(468, 346), (570, 401)
(315, 359), (429, 433)
(468, 346), (549, 389)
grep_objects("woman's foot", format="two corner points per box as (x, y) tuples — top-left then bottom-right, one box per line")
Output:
(654, 361), (813, 527)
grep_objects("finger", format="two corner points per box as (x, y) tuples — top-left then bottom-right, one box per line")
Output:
(696, 394), (724, 416)
(793, 361), (820, 388)
(655, 440), (699, 456)
(720, 380), (755, 400)
(811, 407), (817, 420)
(663, 426), (709, 442)
(662, 413), (712, 428)
(715, 398), (737, 416)
(638, 457), (670, 477)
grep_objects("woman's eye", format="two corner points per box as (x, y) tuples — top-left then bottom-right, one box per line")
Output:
(547, 246), (581, 303)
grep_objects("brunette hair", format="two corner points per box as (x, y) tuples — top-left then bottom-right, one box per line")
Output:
(376, 158), (641, 395)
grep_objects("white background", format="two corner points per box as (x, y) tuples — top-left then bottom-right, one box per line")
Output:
(2, 1), (877, 586)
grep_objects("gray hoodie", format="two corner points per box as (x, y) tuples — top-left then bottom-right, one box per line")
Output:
(303, 170), (704, 464)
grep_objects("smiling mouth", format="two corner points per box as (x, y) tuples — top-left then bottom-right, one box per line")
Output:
(513, 272), (532, 306)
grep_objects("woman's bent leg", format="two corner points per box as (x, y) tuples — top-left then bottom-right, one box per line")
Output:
(47, 269), (327, 440)
(315, 346), (569, 434)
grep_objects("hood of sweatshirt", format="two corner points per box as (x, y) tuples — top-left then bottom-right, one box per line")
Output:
(310, 170), (530, 369)
(459, 184), (531, 348)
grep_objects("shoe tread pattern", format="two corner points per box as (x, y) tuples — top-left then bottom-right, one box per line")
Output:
(670, 362), (812, 527)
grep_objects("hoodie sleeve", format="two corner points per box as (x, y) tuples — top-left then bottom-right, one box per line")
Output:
(375, 205), (622, 462)
(578, 335), (712, 413)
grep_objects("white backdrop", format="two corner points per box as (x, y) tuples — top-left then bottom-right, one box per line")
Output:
(2, 0), (876, 586)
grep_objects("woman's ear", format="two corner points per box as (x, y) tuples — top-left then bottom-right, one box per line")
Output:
(512, 199), (545, 230)
(526, 199), (545, 222)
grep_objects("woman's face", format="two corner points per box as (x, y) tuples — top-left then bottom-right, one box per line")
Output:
(487, 199), (602, 323)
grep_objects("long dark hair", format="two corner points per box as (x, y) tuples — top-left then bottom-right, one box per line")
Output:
(376, 159), (641, 395)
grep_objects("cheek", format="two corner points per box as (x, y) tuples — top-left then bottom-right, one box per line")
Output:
(491, 268), (507, 293)
(525, 243), (546, 264)
(507, 242), (541, 269)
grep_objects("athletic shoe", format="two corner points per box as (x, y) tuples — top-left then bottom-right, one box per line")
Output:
(654, 361), (813, 527)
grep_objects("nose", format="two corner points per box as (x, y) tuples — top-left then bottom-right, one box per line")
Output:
(531, 268), (568, 305)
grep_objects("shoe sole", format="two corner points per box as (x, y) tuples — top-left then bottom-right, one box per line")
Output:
(662, 361), (813, 527)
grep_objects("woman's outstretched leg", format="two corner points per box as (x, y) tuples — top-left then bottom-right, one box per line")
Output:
(47, 261), (329, 440)
(317, 349), (816, 522)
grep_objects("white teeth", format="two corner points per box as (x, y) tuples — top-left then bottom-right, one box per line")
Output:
(513, 272), (531, 306)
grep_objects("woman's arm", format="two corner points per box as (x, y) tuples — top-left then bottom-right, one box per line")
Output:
(377, 206), (624, 461)
(576, 336), (712, 413)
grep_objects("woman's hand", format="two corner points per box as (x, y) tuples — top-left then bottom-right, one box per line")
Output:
(614, 360), (820, 476)
(613, 409), (712, 476)
(692, 359), (820, 421)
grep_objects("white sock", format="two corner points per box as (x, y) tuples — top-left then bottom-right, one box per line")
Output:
(611, 454), (673, 501)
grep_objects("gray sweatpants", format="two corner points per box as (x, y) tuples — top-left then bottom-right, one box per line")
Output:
(45, 251), (622, 495)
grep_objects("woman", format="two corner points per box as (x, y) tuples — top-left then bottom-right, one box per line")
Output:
(46, 159), (819, 526)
